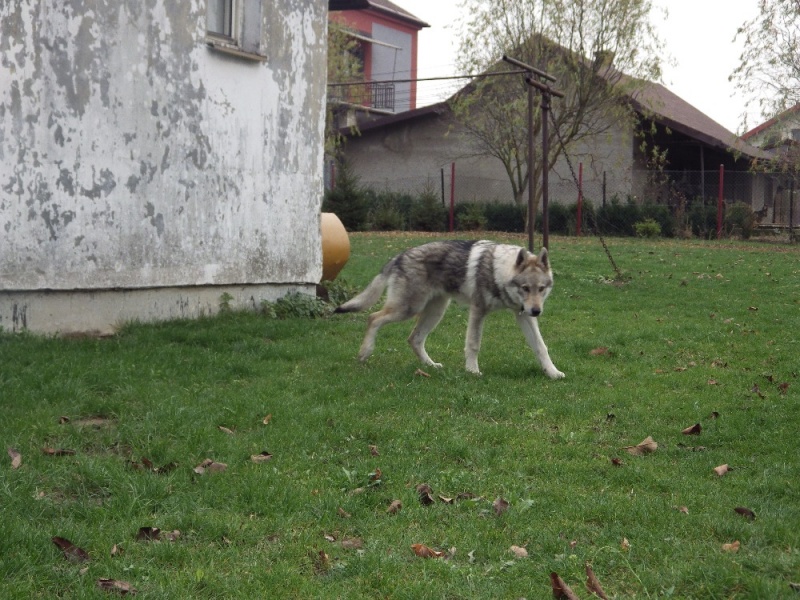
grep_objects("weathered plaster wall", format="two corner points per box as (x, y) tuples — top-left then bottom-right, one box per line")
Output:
(0, 0), (328, 332)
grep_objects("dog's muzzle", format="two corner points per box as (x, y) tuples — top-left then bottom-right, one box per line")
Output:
(521, 306), (542, 317)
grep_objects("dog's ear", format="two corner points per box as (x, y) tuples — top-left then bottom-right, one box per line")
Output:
(537, 247), (550, 269)
(515, 248), (528, 268)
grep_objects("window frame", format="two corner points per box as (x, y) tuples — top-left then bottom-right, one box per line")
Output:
(205, 0), (266, 62)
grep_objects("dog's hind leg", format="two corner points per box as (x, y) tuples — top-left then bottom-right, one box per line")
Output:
(408, 296), (450, 368)
(358, 304), (416, 363)
(514, 314), (565, 379)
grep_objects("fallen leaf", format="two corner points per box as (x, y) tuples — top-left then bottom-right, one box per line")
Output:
(722, 540), (740, 553)
(135, 527), (160, 542)
(323, 533), (336, 543)
(411, 543), (445, 558)
(624, 436), (658, 456)
(386, 499), (402, 514)
(713, 464), (730, 477)
(8, 447), (21, 469)
(218, 425), (235, 435)
(620, 537), (631, 552)
(589, 346), (610, 356)
(110, 544), (122, 557)
(340, 537), (363, 550)
(416, 483), (435, 506)
(493, 496), (509, 516)
(751, 384), (766, 399)
(707, 379), (719, 386)
(194, 459), (227, 474)
(262, 414), (272, 425)
(414, 368), (431, 377)
(709, 411), (720, 419)
(509, 545), (528, 558)
(313, 550), (330, 574)
(368, 444), (379, 456)
(369, 468), (382, 481)
(52, 536), (90, 562)
(778, 382), (790, 395)
(748, 306), (758, 311)
(677, 506), (689, 514)
(733, 507), (756, 520)
(681, 423), (702, 435)
(96, 578), (138, 595)
(59, 416), (71, 424)
(164, 530), (181, 542)
(550, 571), (581, 600)
(585, 563), (609, 599)
(337, 507), (351, 519)
(610, 457), (624, 467)
(250, 452), (273, 463)
(438, 494), (454, 504)
(42, 447), (76, 456)
(789, 582), (800, 592)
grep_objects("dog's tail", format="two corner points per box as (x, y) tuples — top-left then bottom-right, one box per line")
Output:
(334, 272), (389, 313)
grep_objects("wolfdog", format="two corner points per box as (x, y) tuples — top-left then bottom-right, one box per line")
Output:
(335, 240), (564, 379)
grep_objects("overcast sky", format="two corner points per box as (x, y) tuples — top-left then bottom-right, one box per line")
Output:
(394, 0), (762, 135)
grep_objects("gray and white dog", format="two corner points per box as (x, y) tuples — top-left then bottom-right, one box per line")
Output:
(335, 240), (564, 379)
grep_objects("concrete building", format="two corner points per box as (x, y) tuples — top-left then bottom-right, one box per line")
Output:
(1, 0), (330, 334)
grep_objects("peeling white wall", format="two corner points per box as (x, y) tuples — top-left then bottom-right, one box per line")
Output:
(0, 0), (328, 332)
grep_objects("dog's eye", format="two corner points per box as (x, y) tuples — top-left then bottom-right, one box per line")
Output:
(521, 285), (531, 293)
(539, 285), (546, 293)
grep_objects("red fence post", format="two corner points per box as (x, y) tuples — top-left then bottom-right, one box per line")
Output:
(717, 164), (724, 239)
(576, 162), (583, 237)
(449, 162), (455, 233)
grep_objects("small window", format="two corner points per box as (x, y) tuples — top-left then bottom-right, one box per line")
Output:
(206, 0), (265, 61)
(207, 0), (234, 39)
(792, 128), (800, 142)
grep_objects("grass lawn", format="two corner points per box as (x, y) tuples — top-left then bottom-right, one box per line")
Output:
(1, 232), (799, 599)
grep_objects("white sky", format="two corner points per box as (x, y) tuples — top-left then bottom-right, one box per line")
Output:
(395, 0), (762, 135)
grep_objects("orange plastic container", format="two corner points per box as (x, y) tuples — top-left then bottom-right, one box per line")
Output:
(320, 212), (350, 282)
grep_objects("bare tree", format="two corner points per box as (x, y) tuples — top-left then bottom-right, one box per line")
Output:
(451, 0), (664, 214)
(730, 0), (800, 131)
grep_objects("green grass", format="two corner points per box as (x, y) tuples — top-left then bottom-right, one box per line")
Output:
(1, 233), (799, 599)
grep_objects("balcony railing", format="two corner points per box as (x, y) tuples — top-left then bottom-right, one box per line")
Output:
(328, 81), (395, 112)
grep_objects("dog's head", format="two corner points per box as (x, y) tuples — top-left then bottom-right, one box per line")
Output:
(511, 247), (553, 318)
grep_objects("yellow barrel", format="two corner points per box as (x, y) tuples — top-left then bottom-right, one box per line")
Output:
(320, 212), (350, 282)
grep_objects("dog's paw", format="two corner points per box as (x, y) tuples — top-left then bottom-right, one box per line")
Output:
(430, 361), (443, 369)
(546, 368), (565, 380)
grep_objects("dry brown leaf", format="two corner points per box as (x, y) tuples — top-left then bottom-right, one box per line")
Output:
(624, 436), (658, 456)
(681, 423), (702, 435)
(337, 507), (351, 519)
(734, 507), (756, 520)
(677, 506), (689, 514)
(262, 414), (272, 425)
(620, 537), (631, 552)
(438, 494), (454, 504)
(96, 578), (138, 595)
(416, 483), (435, 506)
(194, 459), (227, 474)
(611, 457), (624, 467)
(368, 444), (379, 456)
(722, 540), (740, 553)
(323, 533), (336, 543)
(42, 447), (76, 456)
(550, 571), (581, 600)
(110, 544), (122, 557)
(411, 543), (445, 558)
(135, 527), (160, 542)
(250, 452), (273, 464)
(585, 563), (609, 599)
(59, 416), (71, 424)
(707, 379), (719, 385)
(164, 530), (181, 542)
(8, 447), (21, 470)
(713, 464), (730, 477)
(218, 425), (235, 435)
(386, 499), (402, 514)
(778, 382), (790, 395)
(313, 550), (330, 574)
(589, 346), (610, 356)
(509, 545), (528, 558)
(414, 368), (431, 377)
(340, 537), (363, 550)
(369, 468), (382, 481)
(493, 496), (509, 516)
(52, 536), (90, 563)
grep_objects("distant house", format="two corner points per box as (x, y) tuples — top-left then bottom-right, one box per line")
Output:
(340, 73), (770, 213)
(741, 104), (800, 153)
(329, 0), (428, 124)
(0, 1), (347, 334)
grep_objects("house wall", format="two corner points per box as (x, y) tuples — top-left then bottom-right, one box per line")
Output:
(345, 109), (635, 208)
(0, 0), (328, 334)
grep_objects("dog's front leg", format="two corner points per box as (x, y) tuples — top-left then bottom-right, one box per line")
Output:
(515, 314), (565, 379)
(464, 306), (487, 374)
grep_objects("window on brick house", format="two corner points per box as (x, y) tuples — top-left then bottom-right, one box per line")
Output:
(206, 0), (265, 61)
